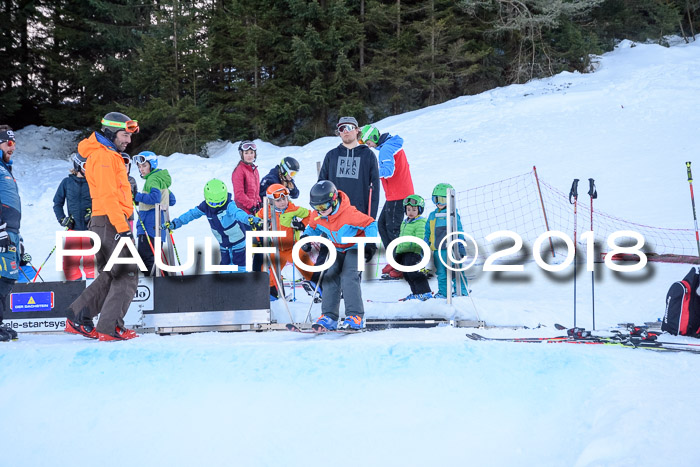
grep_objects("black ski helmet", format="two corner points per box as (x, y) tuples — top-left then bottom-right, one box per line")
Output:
(101, 112), (136, 142)
(279, 156), (300, 178)
(72, 153), (87, 174)
(309, 180), (339, 211)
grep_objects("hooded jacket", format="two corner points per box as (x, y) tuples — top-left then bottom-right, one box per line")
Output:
(53, 173), (92, 230)
(79, 132), (133, 233)
(318, 144), (380, 218)
(303, 191), (378, 252)
(135, 168), (173, 237)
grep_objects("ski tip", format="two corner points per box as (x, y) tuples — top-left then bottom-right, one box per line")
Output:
(554, 323), (568, 330)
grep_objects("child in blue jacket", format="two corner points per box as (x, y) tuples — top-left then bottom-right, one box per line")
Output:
(164, 179), (261, 269)
(424, 183), (469, 298)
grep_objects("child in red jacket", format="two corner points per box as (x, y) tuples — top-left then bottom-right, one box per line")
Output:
(231, 140), (260, 214)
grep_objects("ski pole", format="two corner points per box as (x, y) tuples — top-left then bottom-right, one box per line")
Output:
(19, 265), (31, 282)
(32, 226), (70, 283)
(304, 267), (326, 324)
(267, 253), (296, 325)
(27, 261), (44, 282)
(686, 162), (700, 257)
(588, 178), (597, 330)
(569, 179), (579, 327)
(168, 230), (184, 275)
(133, 201), (168, 276)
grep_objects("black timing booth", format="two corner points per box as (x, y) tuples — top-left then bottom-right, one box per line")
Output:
(4, 272), (271, 335)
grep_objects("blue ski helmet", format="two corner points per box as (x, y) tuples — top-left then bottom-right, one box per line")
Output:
(133, 150), (158, 171)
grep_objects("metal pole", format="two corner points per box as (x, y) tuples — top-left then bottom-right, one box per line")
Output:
(686, 162), (700, 257)
(569, 179), (579, 327)
(533, 166), (555, 258)
(588, 178), (597, 330)
(446, 188), (453, 305)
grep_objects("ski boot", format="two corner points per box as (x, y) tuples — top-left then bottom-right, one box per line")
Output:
(340, 315), (364, 330)
(312, 314), (337, 332)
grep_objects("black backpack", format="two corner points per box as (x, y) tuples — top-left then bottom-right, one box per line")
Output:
(662, 267), (700, 337)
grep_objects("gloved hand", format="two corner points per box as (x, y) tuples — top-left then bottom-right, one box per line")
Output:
(162, 219), (181, 231)
(364, 244), (378, 263)
(19, 239), (29, 265)
(291, 218), (305, 231)
(84, 208), (92, 224)
(60, 216), (75, 229)
(299, 234), (312, 252)
(114, 230), (134, 242)
(249, 217), (264, 231)
(169, 191), (176, 206)
(0, 223), (10, 253)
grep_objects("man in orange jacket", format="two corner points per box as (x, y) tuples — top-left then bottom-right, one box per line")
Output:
(64, 112), (140, 341)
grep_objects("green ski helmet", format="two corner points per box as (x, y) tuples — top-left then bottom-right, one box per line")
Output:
(358, 124), (380, 145)
(204, 179), (228, 208)
(432, 183), (453, 205)
(403, 194), (425, 215)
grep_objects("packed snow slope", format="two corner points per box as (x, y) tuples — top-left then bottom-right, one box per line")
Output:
(3, 38), (700, 466)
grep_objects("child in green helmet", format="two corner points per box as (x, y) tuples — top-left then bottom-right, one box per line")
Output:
(424, 183), (469, 298)
(163, 179), (262, 269)
(394, 194), (433, 301)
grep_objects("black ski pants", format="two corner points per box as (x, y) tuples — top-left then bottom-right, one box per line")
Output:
(378, 200), (405, 252)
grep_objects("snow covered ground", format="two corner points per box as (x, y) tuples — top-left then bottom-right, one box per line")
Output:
(3, 38), (700, 466)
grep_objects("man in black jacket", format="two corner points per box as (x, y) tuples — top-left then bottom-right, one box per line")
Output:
(318, 117), (380, 220)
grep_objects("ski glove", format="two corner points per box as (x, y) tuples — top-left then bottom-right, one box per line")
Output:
(364, 244), (378, 263)
(0, 223), (10, 253)
(248, 217), (264, 231)
(114, 231), (134, 242)
(85, 208), (92, 224)
(169, 191), (176, 206)
(19, 239), (29, 265)
(60, 216), (75, 229)
(162, 219), (181, 231)
(291, 219), (305, 231)
(299, 235), (312, 252)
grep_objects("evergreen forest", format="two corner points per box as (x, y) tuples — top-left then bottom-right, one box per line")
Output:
(1, 0), (698, 154)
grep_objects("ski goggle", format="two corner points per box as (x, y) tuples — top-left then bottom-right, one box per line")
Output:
(121, 154), (131, 165)
(337, 124), (357, 133)
(240, 142), (257, 151)
(313, 200), (334, 212)
(433, 195), (447, 205)
(132, 154), (152, 165)
(75, 160), (86, 171)
(206, 199), (227, 208)
(267, 187), (290, 200)
(0, 140), (15, 147)
(403, 198), (422, 207)
(101, 118), (139, 134)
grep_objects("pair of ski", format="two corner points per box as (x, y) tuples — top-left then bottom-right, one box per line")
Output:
(466, 324), (700, 354)
(285, 323), (364, 334)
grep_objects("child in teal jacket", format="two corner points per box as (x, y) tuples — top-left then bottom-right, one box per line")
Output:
(395, 195), (432, 301)
(423, 183), (469, 298)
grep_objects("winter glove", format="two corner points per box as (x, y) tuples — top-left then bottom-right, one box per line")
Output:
(248, 217), (264, 231)
(162, 219), (181, 231)
(299, 235), (312, 252)
(291, 218), (305, 231)
(364, 244), (378, 263)
(169, 191), (176, 206)
(60, 216), (75, 230)
(19, 239), (29, 265)
(114, 230), (134, 242)
(84, 208), (92, 224)
(0, 223), (10, 253)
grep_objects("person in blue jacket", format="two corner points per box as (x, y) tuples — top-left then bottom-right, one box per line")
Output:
(0, 126), (29, 342)
(163, 179), (262, 269)
(53, 153), (94, 280)
(259, 156), (301, 201)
